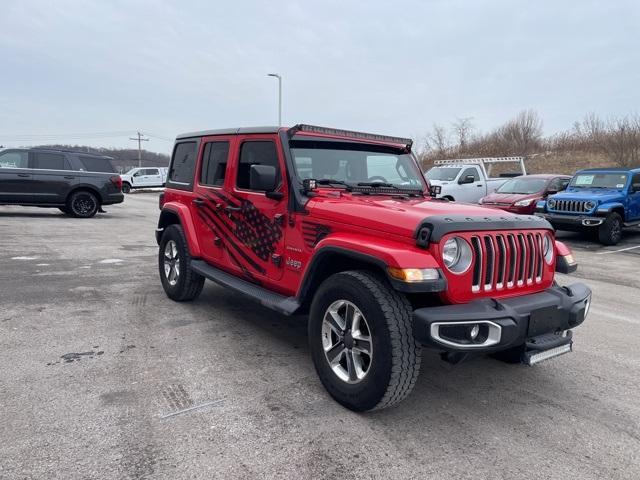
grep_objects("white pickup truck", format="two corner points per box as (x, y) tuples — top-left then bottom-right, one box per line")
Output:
(425, 157), (527, 203)
(120, 167), (168, 193)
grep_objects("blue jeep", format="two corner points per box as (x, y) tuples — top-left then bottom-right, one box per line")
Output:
(536, 167), (640, 245)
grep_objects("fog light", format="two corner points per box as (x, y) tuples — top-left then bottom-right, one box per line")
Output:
(468, 324), (480, 341)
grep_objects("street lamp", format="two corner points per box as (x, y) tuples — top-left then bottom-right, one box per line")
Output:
(267, 73), (282, 126)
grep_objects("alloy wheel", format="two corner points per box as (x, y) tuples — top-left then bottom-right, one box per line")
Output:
(163, 240), (181, 286)
(321, 300), (373, 384)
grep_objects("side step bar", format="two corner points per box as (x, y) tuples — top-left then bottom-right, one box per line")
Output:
(190, 260), (300, 315)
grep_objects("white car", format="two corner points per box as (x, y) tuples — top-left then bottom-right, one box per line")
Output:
(425, 157), (527, 203)
(121, 167), (168, 193)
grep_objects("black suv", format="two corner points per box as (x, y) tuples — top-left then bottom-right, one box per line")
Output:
(0, 148), (124, 218)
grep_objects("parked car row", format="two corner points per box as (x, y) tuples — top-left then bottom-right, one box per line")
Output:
(424, 159), (640, 245)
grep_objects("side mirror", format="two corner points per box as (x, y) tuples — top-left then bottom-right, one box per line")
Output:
(546, 189), (558, 196)
(249, 164), (282, 199)
(458, 175), (475, 185)
(429, 185), (442, 197)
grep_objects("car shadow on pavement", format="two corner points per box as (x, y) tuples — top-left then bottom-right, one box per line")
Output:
(189, 282), (577, 421)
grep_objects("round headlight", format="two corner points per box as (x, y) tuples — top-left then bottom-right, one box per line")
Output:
(442, 237), (473, 274)
(543, 234), (554, 264)
(548, 199), (556, 209)
(585, 201), (596, 211)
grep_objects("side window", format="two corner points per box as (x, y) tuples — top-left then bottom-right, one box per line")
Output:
(200, 141), (229, 187)
(0, 151), (28, 168)
(632, 173), (640, 191)
(147, 168), (159, 176)
(168, 142), (198, 187)
(78, 156), (116, 173)
(34, 152), (68, 170)
(133, 170), (143, 177)
(549, 177), (569, 192)
(461, 167), (479, 182)
(236, 141), (280, 190)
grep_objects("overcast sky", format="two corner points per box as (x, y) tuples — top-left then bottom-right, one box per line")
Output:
(0, 0), (638, 154)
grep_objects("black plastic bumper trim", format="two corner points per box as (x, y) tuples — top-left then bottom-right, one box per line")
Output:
(412, 283), (591, 353)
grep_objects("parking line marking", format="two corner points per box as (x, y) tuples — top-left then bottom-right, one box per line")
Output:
(596, 245), (640, 255)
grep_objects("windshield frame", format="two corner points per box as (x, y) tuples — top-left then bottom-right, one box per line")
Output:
(288, 138), (428, 194)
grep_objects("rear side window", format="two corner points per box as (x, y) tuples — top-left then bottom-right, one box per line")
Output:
(237, 141), (280, 190)
(168, 141), (198, 188)
(0, 151), (28, 168)
(146, 168), (159, 176)
(78, 155), (116, 173)
(200, 141), (229, 187)
(34, 152), (68, 170)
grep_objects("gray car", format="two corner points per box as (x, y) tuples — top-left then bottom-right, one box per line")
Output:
(0, 148), (124, 218)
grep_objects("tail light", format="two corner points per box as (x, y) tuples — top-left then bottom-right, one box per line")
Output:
(110, 175), (123, 191)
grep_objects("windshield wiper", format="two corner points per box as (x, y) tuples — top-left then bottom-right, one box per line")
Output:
(315, 179), (352, 189)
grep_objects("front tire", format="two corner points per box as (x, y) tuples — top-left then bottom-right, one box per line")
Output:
(67, 190), (99, 218)
(308, 270), (421, 412)
(598, 212), (623, 245)
(159, 224), (204, 301)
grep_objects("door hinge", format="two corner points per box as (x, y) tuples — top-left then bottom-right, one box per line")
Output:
(214, 237), (222, 246)
(271, 254), (282, 267)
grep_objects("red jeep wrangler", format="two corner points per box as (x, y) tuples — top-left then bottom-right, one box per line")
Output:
(156, 124), (591, 412)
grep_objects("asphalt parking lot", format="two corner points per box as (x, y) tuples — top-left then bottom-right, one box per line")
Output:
(1, 194), (639, 480)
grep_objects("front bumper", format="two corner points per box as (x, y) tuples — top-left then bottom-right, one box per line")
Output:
(413, 283), (591, 358)
(535, 212), (603, 228)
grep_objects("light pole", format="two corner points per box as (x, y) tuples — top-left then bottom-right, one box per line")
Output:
(267, 73), (282, 126)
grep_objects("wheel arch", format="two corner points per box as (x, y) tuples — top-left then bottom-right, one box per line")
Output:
(66, 185), (102, 205)
(597, 202), (626, 220)
(156, 204), (202, 257)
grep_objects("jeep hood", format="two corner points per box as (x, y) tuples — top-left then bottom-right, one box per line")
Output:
(306, 193), (527, 239)
(552, 188), (624, 203)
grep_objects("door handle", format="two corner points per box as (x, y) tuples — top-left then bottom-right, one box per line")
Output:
(64, 176), (75, 179)
(192, 198), (205, 207)
(477, 184), (483, 187)
(18, 173), (30, 177)
(224, 205), (241, 213)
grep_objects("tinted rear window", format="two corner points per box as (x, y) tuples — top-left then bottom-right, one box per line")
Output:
(168, 141), (198, 188)
(78, 155), (116, 173)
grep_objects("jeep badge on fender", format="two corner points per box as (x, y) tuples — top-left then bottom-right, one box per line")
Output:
(155, 124), (592, 412)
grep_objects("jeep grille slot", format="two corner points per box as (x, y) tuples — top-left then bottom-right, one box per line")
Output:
(553, 199), (588, 213)
(468, 231), (544, 294)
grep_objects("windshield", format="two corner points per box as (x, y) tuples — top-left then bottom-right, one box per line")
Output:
(290, 141), (425, 191)
(496, 177), (547, 194)
(425, 167), (461, 181)
(570, 172), (628, 189)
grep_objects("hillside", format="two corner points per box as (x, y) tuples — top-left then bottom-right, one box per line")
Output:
(33, 144), (170, 173)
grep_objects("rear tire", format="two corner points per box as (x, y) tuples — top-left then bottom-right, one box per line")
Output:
(122, 182), (131, 194)
(159, 224), (204, 301)
(598, 212), (623, 245)
(67, 190), (99, 218)
(308, 270), (421, 412)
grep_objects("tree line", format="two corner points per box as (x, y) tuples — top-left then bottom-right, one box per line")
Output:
(418, 110), (640, 168)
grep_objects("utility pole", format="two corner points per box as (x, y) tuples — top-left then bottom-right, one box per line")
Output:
(267, 73), (282, 126)
(129, 131), (149, 167)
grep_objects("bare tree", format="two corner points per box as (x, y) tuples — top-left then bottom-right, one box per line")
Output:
(451, 117), (474, 152)
(425, 123), (450, 158)
(497, 109), (543, 155)
(577, 113), (640, 167)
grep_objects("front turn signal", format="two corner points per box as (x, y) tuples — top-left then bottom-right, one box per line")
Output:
(387, 267), (439, 282)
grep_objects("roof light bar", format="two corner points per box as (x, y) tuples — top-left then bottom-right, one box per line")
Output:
(288, 124), (413, 149)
